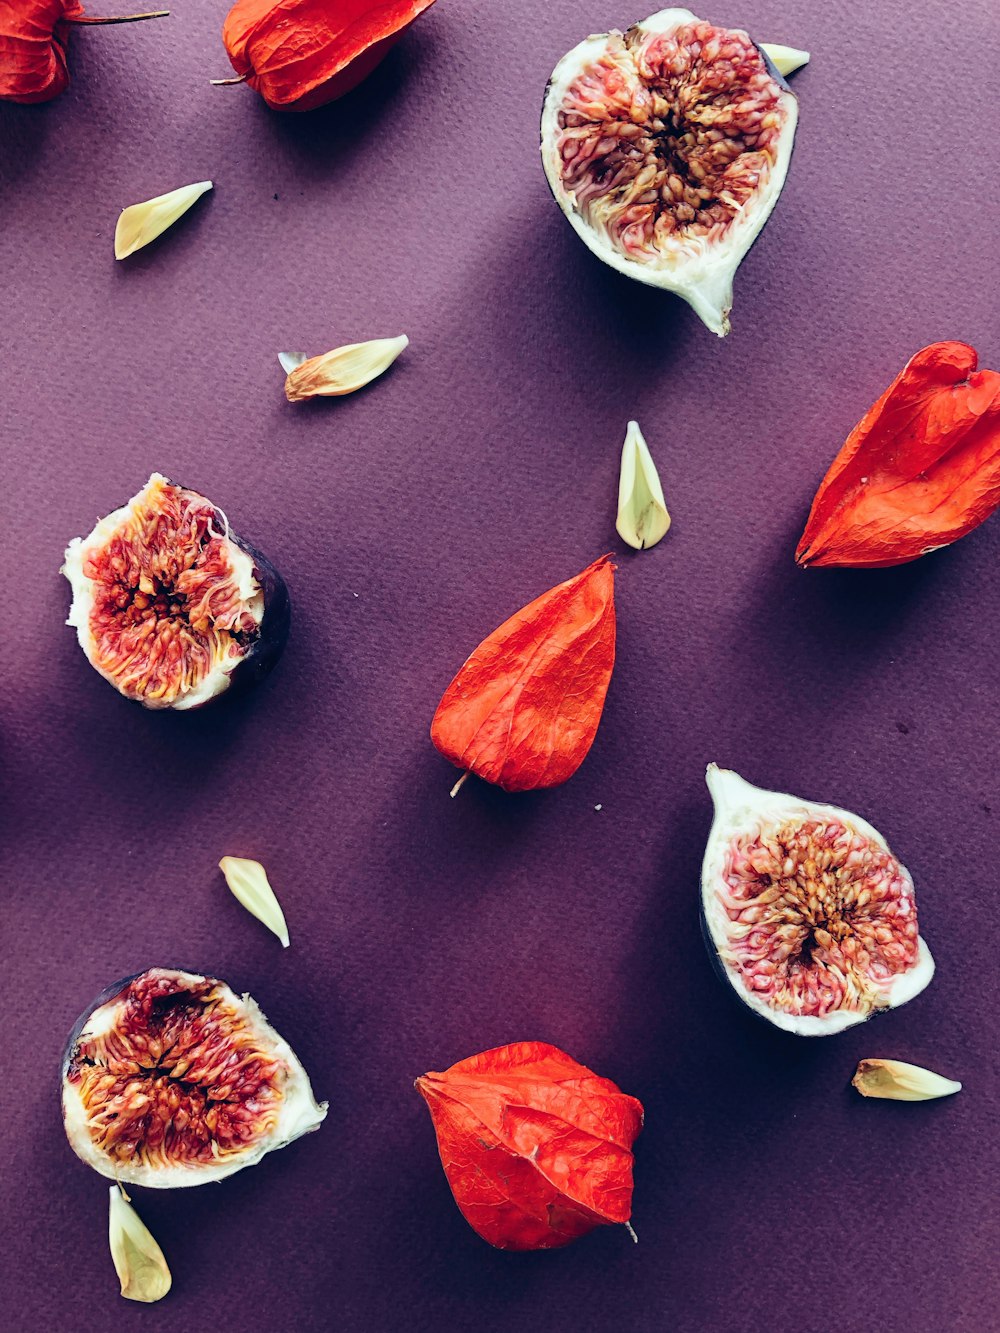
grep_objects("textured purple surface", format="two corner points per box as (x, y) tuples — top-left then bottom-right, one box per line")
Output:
(1, 2), (999, 1330)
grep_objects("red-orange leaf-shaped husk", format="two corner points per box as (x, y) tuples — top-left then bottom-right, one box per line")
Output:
(796, 341), (1000, 569)
(0, 3), (167, 105)
(416, 1042), (643, 1251)
(221, 0), (437, 112)
(0, 1), (81, 103)
(430, 556), (616, 792)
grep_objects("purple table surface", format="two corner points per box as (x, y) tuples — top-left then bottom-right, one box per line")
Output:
(1, 2), (998, 1330)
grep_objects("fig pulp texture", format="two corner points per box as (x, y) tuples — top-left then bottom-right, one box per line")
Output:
(541, 9), (798, 335)
(62, 968), (327, 1187)
(61, 473), (289, 709)
(701, 767), (934, 1035)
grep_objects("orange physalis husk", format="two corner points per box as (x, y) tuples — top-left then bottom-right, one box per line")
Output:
(416, 1042), (644, 1251)
(218, 0), (437, 112)
(796, 341), (1000, 569)
(430, 555), (616, 793)
(0, 2), (167, 105)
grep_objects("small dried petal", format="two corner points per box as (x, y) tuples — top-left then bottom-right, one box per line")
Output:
(852, 1058), (962, 1101)
(615, 420), (670, 550)
(108, 1185), (171, 1304)
(283, 335), (408, 401)
(277, 351), (308, 374)
(114, 181), (213, 260)
(760, 44), (810, 77)
(219, 855), (290, 947)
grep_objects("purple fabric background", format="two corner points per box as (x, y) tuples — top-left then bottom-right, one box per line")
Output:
(1, 2), (998, 1329)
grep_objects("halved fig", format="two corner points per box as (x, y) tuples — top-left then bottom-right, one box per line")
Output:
(701, 767), (934, 1035)
(62, 968), (327, 1188)
(61, 473), (289, 709)
(541, 9), (798, 335)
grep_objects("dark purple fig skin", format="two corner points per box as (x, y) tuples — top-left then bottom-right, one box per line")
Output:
(755, 45), (793, 95)
(222, 528), (291, 706)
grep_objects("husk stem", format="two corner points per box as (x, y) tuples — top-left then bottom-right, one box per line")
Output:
(69, 11), (169, 23)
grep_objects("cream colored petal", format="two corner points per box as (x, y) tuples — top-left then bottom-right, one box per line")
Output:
(852, 1059), (962, 1101)
(616, 420), (670, 550)
(108, 1185), (171, 1304)
(284, 335), (408, 402)
(219, 855), (290, 948)
(114, 181), (213, 260)
(760, 43), (811, 77)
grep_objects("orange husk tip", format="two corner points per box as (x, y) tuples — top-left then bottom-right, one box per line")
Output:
(430, 555), (616, 793)
(220, 0), (437, 112)
(416, 1042), (643, 1251)
(0, 2), (167, 105)
(796, 341), (1000, 569)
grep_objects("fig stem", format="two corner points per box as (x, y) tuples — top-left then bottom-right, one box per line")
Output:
(210, 75), (249, 87)
(449, 771), (470, 799)
(69, 11), (169, 23)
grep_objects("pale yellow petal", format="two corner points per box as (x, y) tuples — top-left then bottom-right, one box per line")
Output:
(284, 335), (408, 401)
(852, 1058), (962, 1102)
(219, 855), (290, 947)
(616, 420), (670, 550)
(114, 181), (213, 260)
(760, 43), (810, 77)
(108, 1185), (172, 1304)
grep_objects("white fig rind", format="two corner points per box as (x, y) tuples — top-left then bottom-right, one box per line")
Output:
(701, 766), (935, 1036)
(541, 9), (799, 336)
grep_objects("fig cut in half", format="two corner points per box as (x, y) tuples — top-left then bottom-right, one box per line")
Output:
(541, 9), (798, 335)
(701, 767), (934, 1036)
(62, 968), (327, 1188)
(61, 473), (289, 710)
